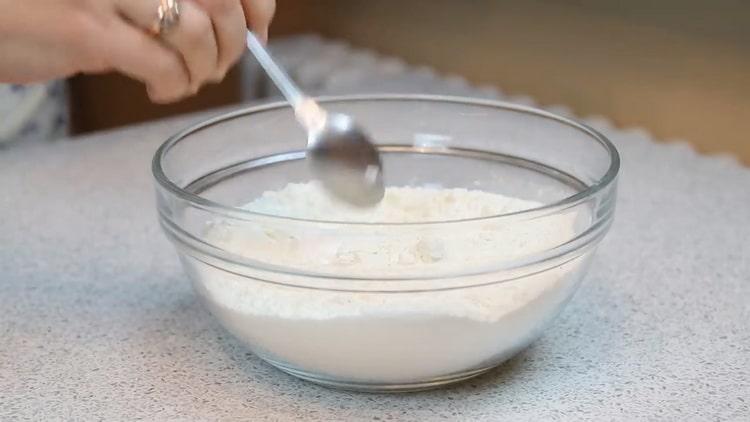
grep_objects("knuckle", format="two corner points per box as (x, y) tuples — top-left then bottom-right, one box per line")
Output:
(217, 50), (240, 76)
(151, 58), (189, 96)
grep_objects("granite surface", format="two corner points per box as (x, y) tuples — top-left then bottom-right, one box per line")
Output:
(2, 38), (749, 421)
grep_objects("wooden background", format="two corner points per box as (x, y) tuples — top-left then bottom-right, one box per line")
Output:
(71, 0), (750, 163)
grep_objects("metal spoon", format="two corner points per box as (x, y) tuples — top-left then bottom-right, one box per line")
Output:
(246, 32), (385, 207)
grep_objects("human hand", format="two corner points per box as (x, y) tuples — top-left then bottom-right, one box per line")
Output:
(0, 0), (275, 103)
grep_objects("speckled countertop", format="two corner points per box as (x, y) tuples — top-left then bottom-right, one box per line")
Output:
(2, 92), (750, 420)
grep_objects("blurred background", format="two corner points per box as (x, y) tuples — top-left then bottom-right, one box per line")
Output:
(69, 0), (749, 163)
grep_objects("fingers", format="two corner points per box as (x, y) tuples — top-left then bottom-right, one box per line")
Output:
(110, 0), (276, 102)
(160, 1), (218, 92)
(240, 0), (276, 42)
(117, 0), (219, 95)
(102, 20), (190, 103)
(192, 0), (247, 80)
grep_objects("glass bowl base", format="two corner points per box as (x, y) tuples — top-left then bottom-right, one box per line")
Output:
(264, 358), (496, 393)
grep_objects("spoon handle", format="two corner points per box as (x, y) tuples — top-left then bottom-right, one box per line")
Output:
(245, 31), (305, 108)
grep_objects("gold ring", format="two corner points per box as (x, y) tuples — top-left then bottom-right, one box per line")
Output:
(152, 0), (180, 36)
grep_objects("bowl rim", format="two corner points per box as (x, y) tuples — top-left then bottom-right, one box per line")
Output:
(152, 94), (620, 226)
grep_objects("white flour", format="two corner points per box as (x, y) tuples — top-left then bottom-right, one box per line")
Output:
(194, 182), (590, 384)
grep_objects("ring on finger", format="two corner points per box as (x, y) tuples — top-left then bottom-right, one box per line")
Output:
(151, 0), (181, 36)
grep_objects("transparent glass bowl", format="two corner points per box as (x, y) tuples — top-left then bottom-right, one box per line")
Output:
(153, 95), (619, 392)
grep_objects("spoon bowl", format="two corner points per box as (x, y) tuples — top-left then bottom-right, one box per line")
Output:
(246, 32), (384, 207)
(307, 112), (384, 206)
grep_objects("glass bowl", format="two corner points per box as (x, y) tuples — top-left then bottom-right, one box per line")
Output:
(152, 95), (619, 392)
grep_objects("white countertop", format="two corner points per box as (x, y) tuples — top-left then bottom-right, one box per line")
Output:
(1, 104), (748, 421)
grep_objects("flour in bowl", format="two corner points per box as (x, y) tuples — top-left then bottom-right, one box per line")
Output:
(191, 182), (591, 385)
(245, 181), (540, 222)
